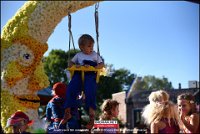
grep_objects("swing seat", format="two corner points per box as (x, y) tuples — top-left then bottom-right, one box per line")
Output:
(67, 65), (102, 83)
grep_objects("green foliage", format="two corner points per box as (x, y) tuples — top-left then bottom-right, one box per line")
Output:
(32, 128), (46, 133)
(97, 76), (122, 104)
(131, 75), (173, 90)
(95, 76), (121, 118)
(112, 68), (136, 90)
(95, 68), (136, 118)
(96, 67), (136, 105)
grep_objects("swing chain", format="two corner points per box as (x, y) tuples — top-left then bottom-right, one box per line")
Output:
(68, 14), (75, 51)
(95, 2), (100, 56)
(68, 14), (72, 32)
(95, 2), (99, 12)
(68, 13), (75, 66)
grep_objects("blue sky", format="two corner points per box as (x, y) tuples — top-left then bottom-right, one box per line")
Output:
(1, 1), (199, 88)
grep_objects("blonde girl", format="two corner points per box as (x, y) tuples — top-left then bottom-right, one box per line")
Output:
(177, 93), (199, 133)
(142, 90), (181, 133)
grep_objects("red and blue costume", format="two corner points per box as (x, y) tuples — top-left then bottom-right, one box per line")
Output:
(46, 82), (67, 133)
(46, 82), (81, 133)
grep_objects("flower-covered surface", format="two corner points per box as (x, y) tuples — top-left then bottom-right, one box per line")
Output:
(1, 1), (98, 133)
(1, 90), (26, 133)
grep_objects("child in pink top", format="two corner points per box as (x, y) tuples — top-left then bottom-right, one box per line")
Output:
(142, 90), (181, 133)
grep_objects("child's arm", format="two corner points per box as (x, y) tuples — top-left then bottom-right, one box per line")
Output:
(95, 62), (104, 69)
(69, 61), (75, 68)
(69, 53), (81, 68)
(181, 113), (199, 133)
(45, 103), (52, 122)
(69, 61), (81, 68)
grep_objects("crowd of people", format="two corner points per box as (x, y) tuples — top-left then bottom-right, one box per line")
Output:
(142, 90), (199, 133)
(3, 34), (199, 133)
(5, 86), (199, 134)
(4, 86), (199, 134)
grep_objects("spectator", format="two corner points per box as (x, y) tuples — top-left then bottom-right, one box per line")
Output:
(6, 111), (33, 134)
(99, 99), (120, 133)
(142, 90), (181, 133)
(45, 82), (67, 133)
(177, 93), (199, 133)
(100, 99), (119, 120)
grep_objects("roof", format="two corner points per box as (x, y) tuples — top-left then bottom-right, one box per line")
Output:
(37, 87), (53, 105)
(37, 87), (53, 97)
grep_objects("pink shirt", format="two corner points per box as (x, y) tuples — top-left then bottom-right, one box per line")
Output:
(158, 118), (180, 133)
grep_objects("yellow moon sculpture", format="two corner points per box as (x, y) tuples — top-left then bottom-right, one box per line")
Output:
(1, 1), (99, 133)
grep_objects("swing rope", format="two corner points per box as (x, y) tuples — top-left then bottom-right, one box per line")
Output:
(95, 2), (100, 56)
(68, 13), (75, 66)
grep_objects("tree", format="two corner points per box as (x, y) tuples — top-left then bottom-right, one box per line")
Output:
(95, 67), (136, 104)
(95, 75), (122, 119)
(112, 68), (136, 90)
(95, 67), (136, 118)
(97, 76), (122, 104)
(131, 75), (173, 90)
(43, 49), (79, 86)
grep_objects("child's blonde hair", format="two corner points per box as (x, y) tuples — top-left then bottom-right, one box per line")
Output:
(78, 34), (94, 49)
(100, 99), (119, 120)
(142, 90), (181, 127)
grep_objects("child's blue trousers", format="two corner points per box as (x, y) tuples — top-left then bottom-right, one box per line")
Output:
(64, 72), (97, 110)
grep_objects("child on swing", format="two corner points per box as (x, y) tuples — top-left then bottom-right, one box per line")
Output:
(60, 34), (104, 129)
(177, 93), (199, 133)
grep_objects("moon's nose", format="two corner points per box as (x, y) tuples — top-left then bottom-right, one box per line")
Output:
(3, 61), (23, 87)
(28, 62), (49, 91)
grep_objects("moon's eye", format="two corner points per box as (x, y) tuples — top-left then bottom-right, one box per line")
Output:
(23, 53), (31, 60)
(18, 46), (34, 67)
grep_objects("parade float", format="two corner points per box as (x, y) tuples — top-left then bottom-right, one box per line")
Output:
(1, 1), (99, 133)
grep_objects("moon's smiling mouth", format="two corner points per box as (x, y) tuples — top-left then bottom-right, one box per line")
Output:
(14, 95), (40, 109)
(18, 98), (40, 103)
